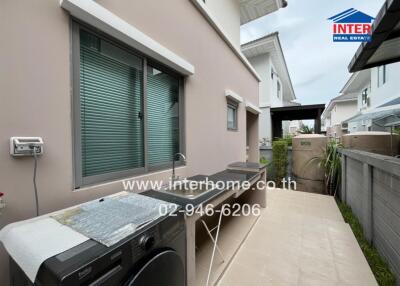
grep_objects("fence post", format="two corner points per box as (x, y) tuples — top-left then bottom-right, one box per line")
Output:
(341, 154), (347, 203)
(363, 163), (373, 243)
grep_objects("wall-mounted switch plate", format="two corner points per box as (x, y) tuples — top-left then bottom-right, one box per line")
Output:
(10, 137), (44, 157)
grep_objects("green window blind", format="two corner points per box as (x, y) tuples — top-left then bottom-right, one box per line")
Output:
(147, 66), (180, 167)
(80, 30), (144, 177)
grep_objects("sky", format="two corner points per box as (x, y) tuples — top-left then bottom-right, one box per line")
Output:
(240, 0), (384, 106)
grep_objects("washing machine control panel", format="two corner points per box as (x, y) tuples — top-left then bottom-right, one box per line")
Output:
(139, 235), (155, 250)
(131, 226), (160, 260)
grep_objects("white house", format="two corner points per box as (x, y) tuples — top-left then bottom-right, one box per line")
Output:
(322, 70), (369, 140)
(346, 62), (400, 132)
(241, 32), (296, 145)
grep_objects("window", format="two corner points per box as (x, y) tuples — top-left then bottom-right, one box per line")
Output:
(277, 81), (281, 98)
(378, 65), (386, 87)
(227, 101), (238, 131)
(73, 23), (183, 187)
(361, 88), (368, 105)
(271, 68), (275, 79)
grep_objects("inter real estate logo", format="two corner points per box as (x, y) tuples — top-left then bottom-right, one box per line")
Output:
(328, 8), (374, 42)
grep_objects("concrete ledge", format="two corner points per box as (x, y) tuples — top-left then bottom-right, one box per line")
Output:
(338, 148), (400, 176)
(61, 0), (194, 75)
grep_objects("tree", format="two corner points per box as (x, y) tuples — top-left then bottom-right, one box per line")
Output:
(299, 124), (314, 134)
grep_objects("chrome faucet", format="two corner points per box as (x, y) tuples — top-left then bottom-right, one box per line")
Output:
(172, 153), (186, 182)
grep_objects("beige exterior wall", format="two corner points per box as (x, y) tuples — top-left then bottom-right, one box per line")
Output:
(0, 0), (259, 284)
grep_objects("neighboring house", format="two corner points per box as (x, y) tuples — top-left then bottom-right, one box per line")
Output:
(0, 0), (284, 284)
(203, 0), (288, 49)
(241, 32), (296, 145)
(322, 70), (369, 140)
(345, 62), (400, 132)
(289, 120), (303, 135)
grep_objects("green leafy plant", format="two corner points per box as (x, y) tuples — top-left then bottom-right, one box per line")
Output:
(303, 140), (342, 196)
(320, 140), (342, 196)
(337, 201), (396, 286)
(299, 125), (314, 134)
(260, 156), (268, 165)
(272, 140), (288, 187)
(281, 135), (293, 146)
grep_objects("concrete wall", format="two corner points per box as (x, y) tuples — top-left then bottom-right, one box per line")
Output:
(204, 0), (241, 49)
(0, 0), (259, 284)
(340, 149), (400, 285)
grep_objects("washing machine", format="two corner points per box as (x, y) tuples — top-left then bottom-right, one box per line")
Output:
(10, 213), (186, 286)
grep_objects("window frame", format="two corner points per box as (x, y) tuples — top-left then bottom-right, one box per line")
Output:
(227, 100), (238, 131)
(378, 65), (386, 87)
(277, 80), (281, 99)
(72, 21), (185, 188)
(361, 88), (368, 105)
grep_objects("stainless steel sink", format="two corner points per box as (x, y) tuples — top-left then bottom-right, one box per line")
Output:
(160, 180), (215, 200)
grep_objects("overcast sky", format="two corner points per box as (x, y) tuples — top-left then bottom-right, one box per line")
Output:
(240, 0), (383, 105)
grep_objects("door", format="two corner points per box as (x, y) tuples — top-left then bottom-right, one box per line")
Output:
(124, 250), (185, 286)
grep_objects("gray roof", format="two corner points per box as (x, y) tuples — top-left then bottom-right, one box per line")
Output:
(344, 108), (400, 127)
(379, 97), (400, 108)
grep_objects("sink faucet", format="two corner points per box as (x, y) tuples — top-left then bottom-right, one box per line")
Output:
(172, 153), (186, 182)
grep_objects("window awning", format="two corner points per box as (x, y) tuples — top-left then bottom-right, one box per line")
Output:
(245, 101), (262, 114)
(225, 90), (244, 103)
(348, 1), (400, 72)
(345, 106), (400, 128)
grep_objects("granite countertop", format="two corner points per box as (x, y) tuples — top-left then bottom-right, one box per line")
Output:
(227, 162), (268, 171)
(142, 169), (260, 208)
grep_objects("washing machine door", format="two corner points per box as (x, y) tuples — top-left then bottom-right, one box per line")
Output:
(125, 250), (185, 286)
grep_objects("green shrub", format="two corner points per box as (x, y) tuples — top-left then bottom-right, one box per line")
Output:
(337, 201), (396, 286)
(259, 156), (268, 165)
(272, 140), (288, 186)
(282, 135), (293, 146)
(299, 125), (314, 134)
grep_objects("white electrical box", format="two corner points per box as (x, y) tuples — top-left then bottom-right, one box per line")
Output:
(10, 137), (44, 157)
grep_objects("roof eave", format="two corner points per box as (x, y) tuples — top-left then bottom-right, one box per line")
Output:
(348, 0), (400, 72)
(240, 0), (287, 25)
(241, 32), (296, 100)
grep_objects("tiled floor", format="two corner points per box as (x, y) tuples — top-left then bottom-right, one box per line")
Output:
(217, 189), (378, 286)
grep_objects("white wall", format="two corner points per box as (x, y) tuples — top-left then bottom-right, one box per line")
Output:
(369, 62), (400, 109)
(259, 107), (272, 144)
(330, 101), (358, 126)
(248, 53), (288, 144)
(248, 54), (284, 108)
(248, 54), (270, 106)
(204, 0), (241, 48)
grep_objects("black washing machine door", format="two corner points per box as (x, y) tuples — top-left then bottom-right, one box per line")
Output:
(124, 250), (185, 286)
